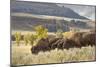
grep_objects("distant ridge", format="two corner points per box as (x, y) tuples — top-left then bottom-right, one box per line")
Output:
(11, 1), (88, 20)
(11, 1), (94, 32)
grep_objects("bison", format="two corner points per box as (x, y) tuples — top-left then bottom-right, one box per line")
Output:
(63, 31), (96, 47)
(66, 32), (84, 47)
(31, 31), (96, 54)
(31, 38), (50, 54)
(82, 32), (96, 46)
(69, 31), (96, 47)
(49, 38), (63, 49)
(63, 38), (81, 49)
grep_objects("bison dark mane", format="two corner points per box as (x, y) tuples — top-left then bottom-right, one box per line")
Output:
(31, 31), (96, 54)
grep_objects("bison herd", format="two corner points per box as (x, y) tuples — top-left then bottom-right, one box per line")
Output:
(31, 31), (96, 54)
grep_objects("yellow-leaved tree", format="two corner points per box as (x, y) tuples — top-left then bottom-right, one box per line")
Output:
(34, 25), (48, 40)
(14, 32), (21, 46)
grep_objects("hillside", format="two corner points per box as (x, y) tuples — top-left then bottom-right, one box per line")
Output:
(11, 1), (88, 19)
(11, 1), (95, 32)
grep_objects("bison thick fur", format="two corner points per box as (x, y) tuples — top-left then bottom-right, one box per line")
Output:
(31, 31), (96, 54)
(69, 32), (96, 47)
(31, 38), (50, 54)
(63, 38), (81, 49)
(82, 32), (96, 46)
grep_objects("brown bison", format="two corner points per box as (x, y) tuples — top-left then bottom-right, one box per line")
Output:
(31, 38), (50, 54)
(49, 38), (63, 49)
(68, 31), (96, 47)
(49, 37), (81, 50)
(63, 38), (81, 49)
(31, 31), (96, 54)
(82, 32), (96, 46)
(66, 32), (84, 47)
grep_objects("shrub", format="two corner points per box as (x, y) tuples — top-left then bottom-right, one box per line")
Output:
(23, 34), (30, 46)
(34, 25), (48, 40)
(14, 32), (21, 46)
(28, 34), (37, 46)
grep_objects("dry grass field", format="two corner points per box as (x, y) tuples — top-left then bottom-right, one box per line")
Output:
(11, 43), (95, 66)
(11, 30), (96, 66)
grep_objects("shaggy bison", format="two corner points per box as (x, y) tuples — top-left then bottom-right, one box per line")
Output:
(49, 38), (63, 49)
(65, 31), (96, 47)
(49, 38), (80, 50)
(67, 32), (84, 47)
(82, 32), (96, 46)
(31, 38), (50, 54)
(31, 31), (96, 54)
(63, 38), (81, 49)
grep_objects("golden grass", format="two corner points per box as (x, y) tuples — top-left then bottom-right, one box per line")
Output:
(11, 31), (96, 66)
(11, 44), (95, 66)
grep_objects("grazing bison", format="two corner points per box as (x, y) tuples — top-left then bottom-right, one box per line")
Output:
(57, 39), (64, 49)
(69, 31), (96, 47)
(48, 38), (63, 49)
(63, 38), (81, 49)
(82, 32), (96, 46)
(49, 38), (62, 45)
(49, 38), (63, 49)
(49, 37), (81, 50)
(67, 32), (84, 47)
(31, 38), (50, 54)
(31, 31), (96, 54)
(64, 31), (96, 47)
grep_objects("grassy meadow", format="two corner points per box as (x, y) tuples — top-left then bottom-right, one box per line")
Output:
(11, 41), (95, 66)
(11, 28), (96, 66)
